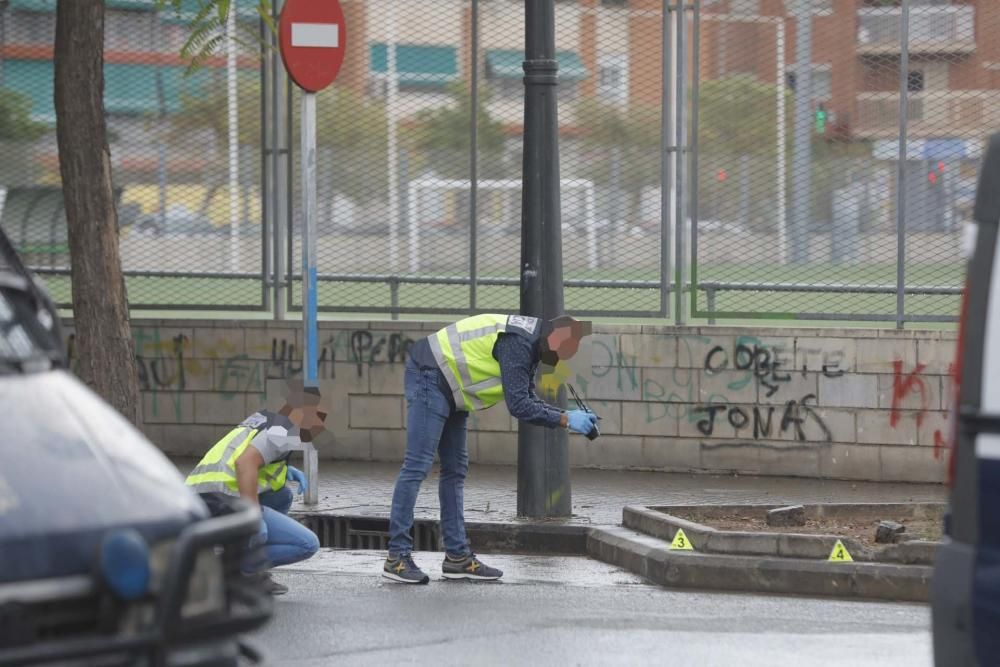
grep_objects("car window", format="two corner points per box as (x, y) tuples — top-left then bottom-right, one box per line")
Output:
(0, 284), (59, 371)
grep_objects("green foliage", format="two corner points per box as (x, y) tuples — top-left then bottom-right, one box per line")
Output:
(409, 81), (507, 179)
(301, 86), (391, 204)
(699, 74), (792, 158)
(700, 75), (878, 228)
(168, 71), (261, 147)
(575, 96), (660, 189)
(154, 0), (277, 74)
(572, 75), (877, 231)
(0, 89), (48, 141)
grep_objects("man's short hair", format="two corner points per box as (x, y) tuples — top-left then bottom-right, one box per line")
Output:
(545, 315), (592, 338)
(282, 379), (322, 408)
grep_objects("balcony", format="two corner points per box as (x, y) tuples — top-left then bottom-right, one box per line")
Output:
(856, 5), (976, 56)
(855, 91), (998, 140)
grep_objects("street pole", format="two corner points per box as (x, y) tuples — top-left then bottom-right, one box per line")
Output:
(386, 2), (400, 273)
(776, 18), (788, 265)
(227, 5), (240, 272)
(896, 0), (909, 329)
(0, 2), (6, 89)
(672, 0), (686, 325)
(301, 91), (318, 386)
(517, 0), (570, 519)
(300, 91), (320, 502)
(790, 0), (812, 265)
(153, 22), (168, 235)
(272, 0), (289, 320)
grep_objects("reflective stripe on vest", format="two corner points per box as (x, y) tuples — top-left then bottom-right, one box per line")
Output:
(185, 425), (288, 495)
(429, 314), (510, 412)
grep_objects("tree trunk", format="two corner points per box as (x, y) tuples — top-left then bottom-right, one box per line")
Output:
(54, 0), (142, 427)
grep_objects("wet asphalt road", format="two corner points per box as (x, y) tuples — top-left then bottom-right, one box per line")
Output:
(243, 550), (932, 667)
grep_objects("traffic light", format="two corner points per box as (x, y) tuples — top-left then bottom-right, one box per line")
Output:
(814, 104), (827, 135)
(928, 161), (946, 185)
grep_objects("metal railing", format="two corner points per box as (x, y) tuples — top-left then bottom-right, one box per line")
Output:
(2, 0), (991, 326)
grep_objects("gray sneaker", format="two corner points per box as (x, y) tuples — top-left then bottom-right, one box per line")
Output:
(245, 571), (288, 595)
(382, 554), (430, 584)
(442, 552), (503, 581)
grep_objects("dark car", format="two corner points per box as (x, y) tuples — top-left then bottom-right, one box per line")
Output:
(0, 226), (271, 666)
(931, 132), (1000, 666)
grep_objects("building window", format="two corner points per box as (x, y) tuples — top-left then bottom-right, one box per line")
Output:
(786, 65), (832, 102)
(484, 49), (589, 103)
(908, 70), (925, 93)
(729, 0), (759, 14)
(105, 10), (155, 52)
(492, 77), (523, 100)
(8, 12), (55, 45)
(598, 54), (628, 106)
(368, 44), (459, 96)
(559, 81), (579, 103)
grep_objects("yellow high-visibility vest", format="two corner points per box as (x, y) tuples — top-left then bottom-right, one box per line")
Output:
(428, 313), (541, 412)
(185, 413), (288, 496)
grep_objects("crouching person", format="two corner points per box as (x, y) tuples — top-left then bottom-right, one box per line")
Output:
(186, 382), (328, 595)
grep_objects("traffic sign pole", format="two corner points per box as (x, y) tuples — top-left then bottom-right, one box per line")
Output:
(301, 90), (318, 387)
(279, 0), (346, 503)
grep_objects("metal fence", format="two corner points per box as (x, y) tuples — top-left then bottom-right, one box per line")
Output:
(691, 0), (987, 325)
(0, 0), (993, 324)
(0, 0), (268, 310)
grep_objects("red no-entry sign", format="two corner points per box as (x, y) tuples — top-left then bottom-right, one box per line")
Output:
(279, 0), (346, 93)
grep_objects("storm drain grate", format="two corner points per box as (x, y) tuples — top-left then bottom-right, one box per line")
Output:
(300, 515), (441, 551)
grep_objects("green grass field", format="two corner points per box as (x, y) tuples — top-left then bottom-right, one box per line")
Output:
(41, 261), (964, 329)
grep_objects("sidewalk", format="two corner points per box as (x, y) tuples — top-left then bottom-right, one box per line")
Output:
(173, 458), (947, 526)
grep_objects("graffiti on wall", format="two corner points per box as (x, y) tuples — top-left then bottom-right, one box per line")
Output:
(65, 327), (417, 420)
(888, 359), (957, 459)
(584, 333), (839, 442)
(64, 324), (953, 455)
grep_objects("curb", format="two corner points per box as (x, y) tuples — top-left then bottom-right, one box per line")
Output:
(624, 504), (942, 565)
(466, 522), (591, 555)
(587, 525), (932, 602)
(293, 509), (934, 602)
(293, 511), (591, 555)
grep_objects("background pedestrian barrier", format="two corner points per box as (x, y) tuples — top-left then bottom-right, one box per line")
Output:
(1, 0), (992, 326)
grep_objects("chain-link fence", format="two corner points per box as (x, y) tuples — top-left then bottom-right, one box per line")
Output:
(0, 0), (992, 324)
(0, 0), (267, 310)
(693, 0), (991, 324)
(285, 0), (669, 318)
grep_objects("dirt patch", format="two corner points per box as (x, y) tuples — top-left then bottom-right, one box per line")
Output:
(669, 511), (943, 550)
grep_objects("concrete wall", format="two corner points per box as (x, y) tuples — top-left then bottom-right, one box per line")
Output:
(62, 318), (956, 484)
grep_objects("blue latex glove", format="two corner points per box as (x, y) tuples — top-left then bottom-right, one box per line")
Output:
(567, 409), (598, 435)
(287, 465), (307, 496)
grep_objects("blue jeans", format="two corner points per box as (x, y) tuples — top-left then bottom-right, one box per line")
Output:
(246, 484), (318, 572)
(259, 484), (294, 515)
(388, 360), (470, 558)
(259, 505), (319, 568)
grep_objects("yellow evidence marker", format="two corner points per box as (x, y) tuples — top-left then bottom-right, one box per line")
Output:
(670, 528), (694, 551)
(828, 539), (854, 562)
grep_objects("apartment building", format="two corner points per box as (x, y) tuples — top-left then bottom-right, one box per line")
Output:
(696, 0), (1000, 155)
(3, 0), (994, 180)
